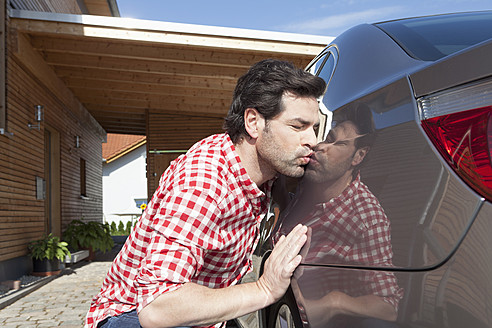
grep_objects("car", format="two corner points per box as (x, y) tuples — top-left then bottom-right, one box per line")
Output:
(235, 11), (492, 328)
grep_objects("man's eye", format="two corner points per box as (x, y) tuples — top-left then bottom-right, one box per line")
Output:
(291, 125), (303, 130)
(325, 133), (335, 143)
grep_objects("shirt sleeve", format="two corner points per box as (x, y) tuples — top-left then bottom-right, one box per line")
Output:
(134, 187), (223, 312)
(358, 213), (404, 311)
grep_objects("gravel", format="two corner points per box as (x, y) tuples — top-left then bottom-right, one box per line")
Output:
(0, 275), (46, 298)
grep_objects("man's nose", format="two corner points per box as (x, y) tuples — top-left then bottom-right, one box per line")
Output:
(303, 127), (318, 148)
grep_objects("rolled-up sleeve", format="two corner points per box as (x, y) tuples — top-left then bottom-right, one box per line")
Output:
(134, 231), (203, 311)
(134, 188), (222, 312)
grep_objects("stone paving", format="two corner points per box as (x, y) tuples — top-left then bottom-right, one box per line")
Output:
(0, 242), (240, 328)
(0, 261), (112, 328)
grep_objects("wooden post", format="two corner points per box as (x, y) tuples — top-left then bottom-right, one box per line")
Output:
(0, 0), (5, 135)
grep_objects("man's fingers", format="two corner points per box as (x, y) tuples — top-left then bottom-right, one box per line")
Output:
(271, 224), (307, 270)
(286, 254), (303, 274)
(278, 224), (307, 256)
(257, 225), (308, 304)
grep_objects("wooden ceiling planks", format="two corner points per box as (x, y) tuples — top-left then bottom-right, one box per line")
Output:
(10, 11), (331, 136)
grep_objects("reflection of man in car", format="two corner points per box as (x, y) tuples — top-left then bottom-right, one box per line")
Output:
(280, 103), (403, 326)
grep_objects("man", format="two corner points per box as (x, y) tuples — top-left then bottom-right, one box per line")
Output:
(85, 59), (326, 328)
(278, 103), (403, 327)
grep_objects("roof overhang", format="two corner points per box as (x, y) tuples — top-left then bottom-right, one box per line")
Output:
(9, 9), (333, 135)
(80, 0), (120, 17)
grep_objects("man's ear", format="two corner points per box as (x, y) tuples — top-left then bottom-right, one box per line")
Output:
(244, 107), (264, 139)
(352, 147), (369, 166)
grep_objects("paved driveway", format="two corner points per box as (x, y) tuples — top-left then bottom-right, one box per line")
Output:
(0, 261), (112, 328)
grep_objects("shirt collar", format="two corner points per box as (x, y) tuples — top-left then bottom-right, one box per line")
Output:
(319, 172), (361, 209)
(222, 133), (269, 201)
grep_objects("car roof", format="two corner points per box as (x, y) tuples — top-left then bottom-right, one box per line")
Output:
(374, 11), (492, 61)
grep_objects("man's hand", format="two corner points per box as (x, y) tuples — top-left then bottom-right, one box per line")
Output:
(139, 224), (307, 328)
(256, 224), (308, 306)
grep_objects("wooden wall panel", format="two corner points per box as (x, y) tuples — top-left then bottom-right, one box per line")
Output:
(146, 109), (225, 198)
(9, 0), (82, 14)
(0, 24), (104, 263)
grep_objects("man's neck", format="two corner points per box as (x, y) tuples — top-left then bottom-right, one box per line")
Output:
(234, 137), (275, 187)
(302, 171), (353, 204)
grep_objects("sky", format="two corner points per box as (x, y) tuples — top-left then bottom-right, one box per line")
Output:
(116, 0), (492, 38)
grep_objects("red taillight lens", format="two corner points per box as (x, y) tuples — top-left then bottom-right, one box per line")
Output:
(421, 106), (492, 202)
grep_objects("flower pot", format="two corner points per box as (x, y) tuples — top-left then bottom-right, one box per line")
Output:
(111, 235), (128, 245)
(32, 258), (61, 276)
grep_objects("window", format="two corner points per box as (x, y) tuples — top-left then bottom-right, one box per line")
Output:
(80, 158), (87, 197)
(306, 46), (339, 142)
(306, 46), (338, 82)
(375, 11), (492, 61)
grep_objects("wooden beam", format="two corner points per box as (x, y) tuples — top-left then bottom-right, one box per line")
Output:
(67, 83), (232, 100)
(83, 0), (112, 16)
(10, 18), (326, 55)
(100, 125), (145, 135)
(79, 94), (229, 116)
(42, 51), (248, 78)
(89, 111), (144, 121)
(84, 103), (225, 118)
(11, 31), (106, 138)
(0, 0), (5, 135)
(84, 103), (145, 114)
(30, 35), (267, 68)
(54, 67), (238, 90)
(93, 118), (145, 128)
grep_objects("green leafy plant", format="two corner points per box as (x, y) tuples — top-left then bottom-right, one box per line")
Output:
(28, 233), (71, 261)
(125, 221), (134, 235)
(117, 221), (124, 234)
(63, 219), (114, 253)
(109, 220), (137, 236)
(110, 221), (117, 235)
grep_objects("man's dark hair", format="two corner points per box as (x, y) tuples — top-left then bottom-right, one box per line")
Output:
(333, 102), (376, 149)
(224, 59), (326, 143)
(333, 102), (376, 176)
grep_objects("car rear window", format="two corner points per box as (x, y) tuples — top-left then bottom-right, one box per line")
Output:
(375, 12), (492, 61)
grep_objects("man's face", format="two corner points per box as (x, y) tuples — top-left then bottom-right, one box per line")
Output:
(304, 121), (361, 183)
(256, 92), (319, 178)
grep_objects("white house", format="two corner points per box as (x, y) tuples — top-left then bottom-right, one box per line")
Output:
(102, 134), (147, 227)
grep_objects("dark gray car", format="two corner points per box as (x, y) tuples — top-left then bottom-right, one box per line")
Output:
(236, 11), (492, 328)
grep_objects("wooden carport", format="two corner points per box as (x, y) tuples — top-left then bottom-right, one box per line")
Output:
(9, 9), (333, 195)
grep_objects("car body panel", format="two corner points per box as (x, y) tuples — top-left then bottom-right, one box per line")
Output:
(277, 126), (482, 269)
(290, 172), (487, 327)
(410, 40), (492, 97)
(320, 23), (426, 112)
(236, 11), (492, 328)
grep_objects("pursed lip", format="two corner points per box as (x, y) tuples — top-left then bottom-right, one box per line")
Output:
(300, 151), (314, 165)
(306, 153), (319, 167)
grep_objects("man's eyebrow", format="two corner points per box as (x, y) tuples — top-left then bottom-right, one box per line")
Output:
(289, 117), (316, 125)
(326, 129), (337, 139)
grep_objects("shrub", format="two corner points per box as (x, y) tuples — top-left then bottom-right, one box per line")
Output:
(63, 219), (114, 253)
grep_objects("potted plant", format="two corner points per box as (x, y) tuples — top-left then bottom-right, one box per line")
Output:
(28, 233), (71, 276)
(63, 219), (114, 260)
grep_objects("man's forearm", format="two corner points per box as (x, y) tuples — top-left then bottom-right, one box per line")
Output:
(139, 281), (269, 328)
(139, 224), (308, 328)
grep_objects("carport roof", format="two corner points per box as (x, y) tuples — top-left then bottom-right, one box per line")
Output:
(9, 9), (333, 136)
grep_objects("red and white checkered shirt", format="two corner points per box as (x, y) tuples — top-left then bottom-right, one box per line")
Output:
(281, 174), (403, 310)
(86, 134), (273, 328)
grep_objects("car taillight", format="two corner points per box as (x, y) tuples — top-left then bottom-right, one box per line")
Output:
(418, 78), (492, 202)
